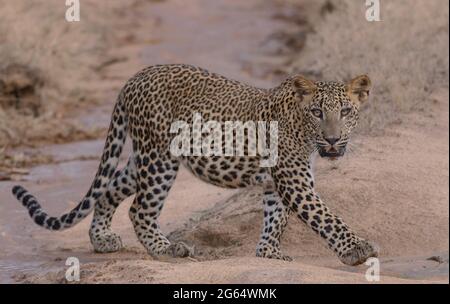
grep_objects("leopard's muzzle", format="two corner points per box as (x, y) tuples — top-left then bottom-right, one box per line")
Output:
(317, 145), (346, 159)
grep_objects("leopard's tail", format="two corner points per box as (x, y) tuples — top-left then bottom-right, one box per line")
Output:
(11, 91), (128, 231)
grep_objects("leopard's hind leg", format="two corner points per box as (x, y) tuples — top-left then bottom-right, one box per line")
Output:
(89, 156), (137, 253)
(128, 148), (192, 258)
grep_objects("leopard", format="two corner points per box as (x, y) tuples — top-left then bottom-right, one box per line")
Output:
(12, 64), (379, 266)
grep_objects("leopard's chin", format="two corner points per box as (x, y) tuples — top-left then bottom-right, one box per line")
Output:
(318, 146), (346, 160)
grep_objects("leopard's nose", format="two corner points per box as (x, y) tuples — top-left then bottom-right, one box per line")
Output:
(325, 137), (340, 146)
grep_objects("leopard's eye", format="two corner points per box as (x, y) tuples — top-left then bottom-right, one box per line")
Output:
(341, 108), (351, 117)
(311, 108), (323, 119)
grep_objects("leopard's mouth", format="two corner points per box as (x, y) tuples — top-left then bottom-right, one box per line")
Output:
(318, 146), (346, 160)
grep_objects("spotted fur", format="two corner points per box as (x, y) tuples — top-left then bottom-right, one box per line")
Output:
(12, 64), (378, 265)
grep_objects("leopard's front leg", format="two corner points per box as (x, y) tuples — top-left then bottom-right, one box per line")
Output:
(256, 184), (292, 261)
(296, 190), (378, 265)
(271, 154), (379, 266)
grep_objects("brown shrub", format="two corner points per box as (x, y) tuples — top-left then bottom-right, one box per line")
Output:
(284, 0), (449, 134)
(0, 64), (43, 116)
(0, 0), (137, 149)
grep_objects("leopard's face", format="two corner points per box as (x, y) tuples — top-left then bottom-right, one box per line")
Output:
(293, 75), (372, 160)
(308, 82), (359, 159)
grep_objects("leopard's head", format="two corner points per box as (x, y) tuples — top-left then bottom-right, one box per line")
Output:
(292, 75), (371, 159)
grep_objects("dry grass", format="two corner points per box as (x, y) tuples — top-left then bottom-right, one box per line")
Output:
(0, 0), (138, 149)
(0, 148), (53, 181)
(1, 0), (447, 151)
(277, 0), (449, 134)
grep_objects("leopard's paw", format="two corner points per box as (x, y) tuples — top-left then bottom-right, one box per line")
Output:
(339, 240), (379, 266)
(256, 242), (292, 261)
(166, 242), (195, 258)
(90, 231), (123, 253)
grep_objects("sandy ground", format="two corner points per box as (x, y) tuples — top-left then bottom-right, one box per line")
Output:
(0, 0), (448, 284)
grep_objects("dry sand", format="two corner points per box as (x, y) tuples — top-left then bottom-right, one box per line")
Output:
(0, 0), (448, 284)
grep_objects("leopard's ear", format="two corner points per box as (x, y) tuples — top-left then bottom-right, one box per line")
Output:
(292, 75), (317, 100)
(346, 75), (371, 104)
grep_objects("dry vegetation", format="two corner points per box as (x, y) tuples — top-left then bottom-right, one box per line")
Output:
(276, 0), (449, 134)
(0, 0), (150, 172)
(2, 0), (447, 150)
(0, 1), (143, 154)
